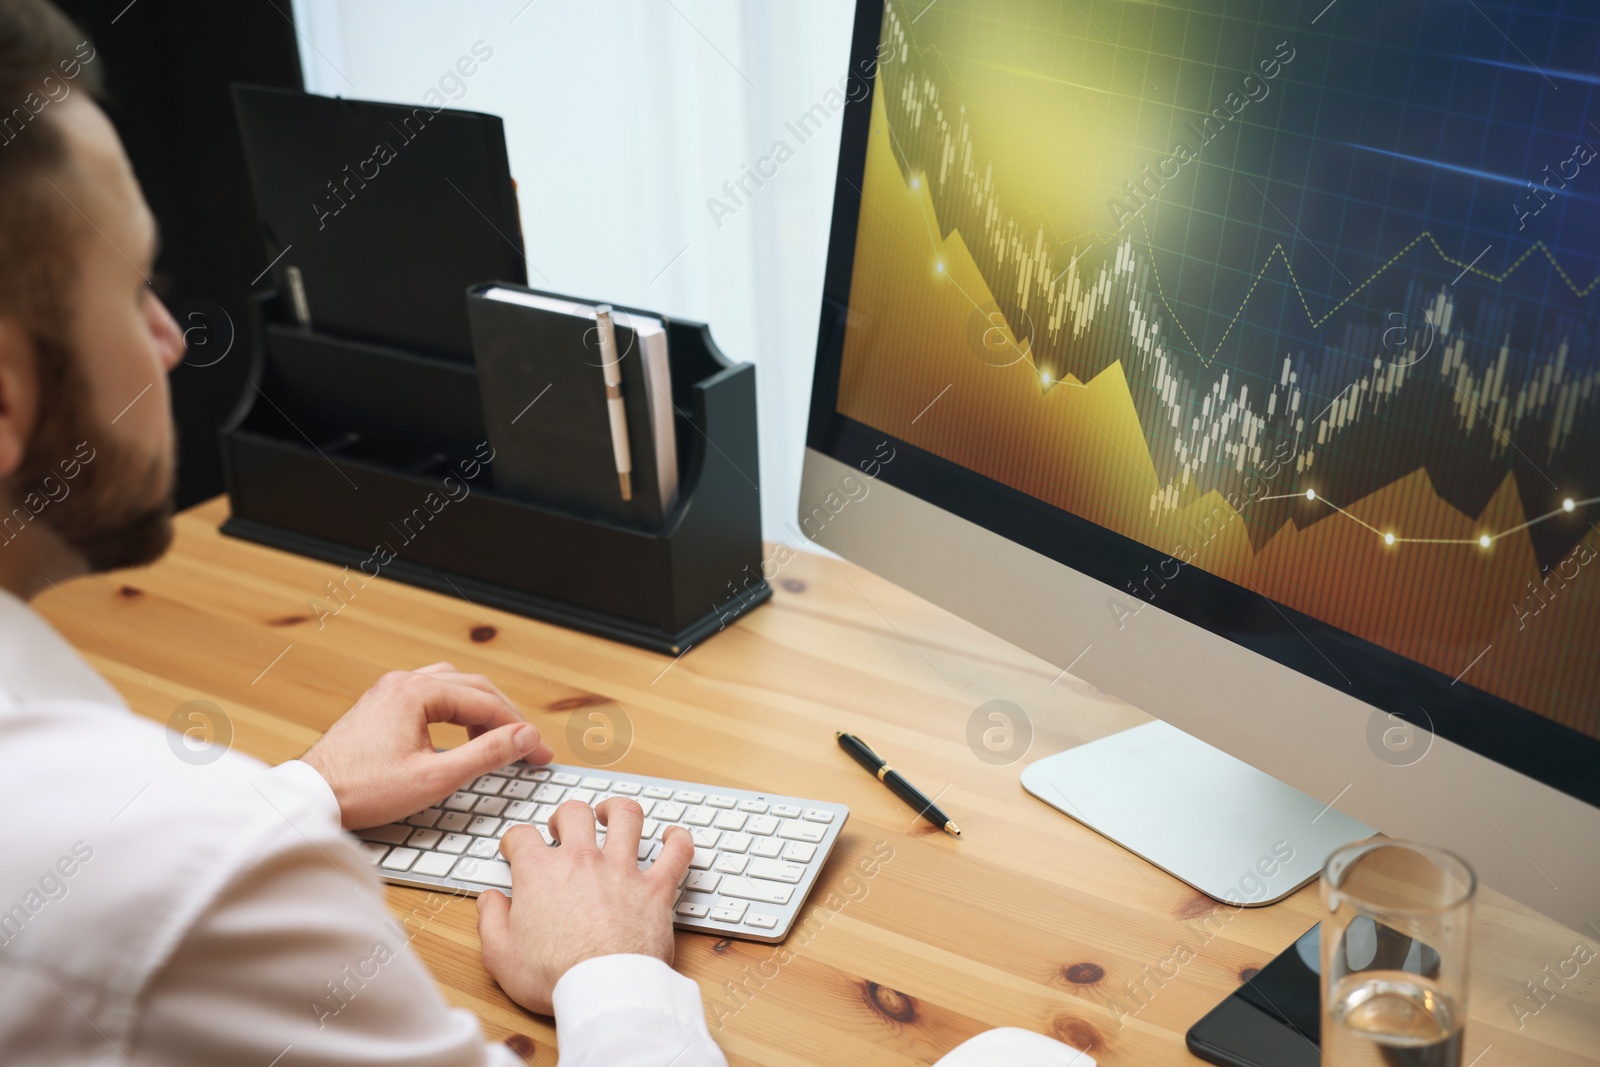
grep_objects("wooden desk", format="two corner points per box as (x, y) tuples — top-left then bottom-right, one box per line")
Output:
(37, 498), (1599, 1066)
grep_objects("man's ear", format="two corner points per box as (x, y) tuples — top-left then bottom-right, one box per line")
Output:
(0, 317), (41, 481)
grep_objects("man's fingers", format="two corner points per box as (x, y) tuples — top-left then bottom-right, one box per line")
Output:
(594, 797), (644, 863)
(547, 799), (598, 849)
(398, 672), (524, 733)
(475, 889), (511, 973)
(430, 722), (549, 791)
(497, 822), (547, 865)
(648, 825), (694, 891)
(422, 669), (523, 723)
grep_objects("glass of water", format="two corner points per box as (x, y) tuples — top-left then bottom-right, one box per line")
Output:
(1321, 839), (1476, 1067)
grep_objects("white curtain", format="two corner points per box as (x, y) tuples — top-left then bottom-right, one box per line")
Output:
(287, 0), (856, 547)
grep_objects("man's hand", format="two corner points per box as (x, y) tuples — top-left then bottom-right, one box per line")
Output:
(301, 662), (554, 830)
(476, 797), (695, 1015)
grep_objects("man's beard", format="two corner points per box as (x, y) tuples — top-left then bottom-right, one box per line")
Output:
(11, 330), (175, 574)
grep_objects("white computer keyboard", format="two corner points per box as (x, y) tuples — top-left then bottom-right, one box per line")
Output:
(357, 760), (849, 943)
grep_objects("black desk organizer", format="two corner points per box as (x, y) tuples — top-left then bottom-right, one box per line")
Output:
(219, 293), (770, 654)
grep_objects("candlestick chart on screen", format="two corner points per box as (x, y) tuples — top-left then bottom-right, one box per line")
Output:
(836, 0), (1600, 737)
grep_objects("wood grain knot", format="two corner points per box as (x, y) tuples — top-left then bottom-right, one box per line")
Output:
(1173, 893), (1220, 922)
(470, 624), (497, 643)
(547, 693), (609, 711)
(117, 585), (143, 598)
(501, 1033), (536, 1059)
(712, 938), (732, 953)
(1239, 966), (1261, 983)
(267, 614), (310, 627)
(861, 981), (916, 1024)
(781, 578), (806, 593)
(1050, 1014), (1105, 1052)
(1063, 962), (1105, 985)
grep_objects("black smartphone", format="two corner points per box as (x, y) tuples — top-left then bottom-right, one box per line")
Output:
(1187, 921), (1441, 1066)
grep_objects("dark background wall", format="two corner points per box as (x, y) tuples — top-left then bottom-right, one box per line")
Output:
(59, 1), (303, 509)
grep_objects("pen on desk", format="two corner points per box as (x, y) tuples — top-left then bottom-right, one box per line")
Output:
(593, 304), (633, 501)
(836, 732), (960, 836)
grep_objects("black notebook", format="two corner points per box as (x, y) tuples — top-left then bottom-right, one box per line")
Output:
(467, 285), (679, 530)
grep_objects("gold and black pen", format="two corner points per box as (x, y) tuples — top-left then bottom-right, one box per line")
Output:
(836, 732), (961, 836)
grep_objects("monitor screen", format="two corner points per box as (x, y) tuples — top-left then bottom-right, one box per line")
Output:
(808, 0), (1600, 802)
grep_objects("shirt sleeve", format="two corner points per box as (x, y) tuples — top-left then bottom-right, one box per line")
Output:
(132, 763), (523, 1067)
(551, 954), (729, 1067)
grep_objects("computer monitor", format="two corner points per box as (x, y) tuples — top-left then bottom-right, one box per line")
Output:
(802, 0), (1599, 930)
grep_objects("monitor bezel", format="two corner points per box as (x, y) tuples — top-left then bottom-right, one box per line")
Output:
(804, 0), (1600, 809)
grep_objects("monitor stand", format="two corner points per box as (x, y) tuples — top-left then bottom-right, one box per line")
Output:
(1020, 720), (1375, 905)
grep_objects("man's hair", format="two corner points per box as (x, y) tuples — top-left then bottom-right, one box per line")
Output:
(0, 0), (100, 357)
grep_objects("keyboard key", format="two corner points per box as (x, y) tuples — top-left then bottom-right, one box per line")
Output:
(533, 804), (558, 823)
(611, 781), (642, 795)
(581, 776), (611, 790)
(467, 816), (503, 836)
(633, 799), (656, 818)
(452, 857), (514, 887)
(748, 858), (806, 883)
(713, 811), (747, 831)
(719, 832), (753, 854)
(746, 913), (779, 930)
(406, 808), (442, 828)
(471, 775), (508, 795)
(407, 829), (442, 850)
(381, 847), (420, 872)
(533, 784), (565, 803)
(551, 772), (582, 786)
(643, 786), (674, 800)
(358, 842), (389, 865)
(473, 796), (508, 816)
(745, 815), (779, 836)
(640, 819), (661, 840)
(501, 780), (535, 800)
(713, 853), (748, 875)
(771, 804), (800, 818)
(781, 842), (817, 863)
(675, 901), (710, 919)
(803, 809), (835, 823)
(436, 811), (471, 833)
(636, 839), (656, 861)
(716, 876), (793, 905)
(443, 791), (477, 812)
(413, 851), (456, 878)
(467, 837), (500, 859)
(686, 870), (721, 893)
(689, 848), (717, 870)
(707, 794), (737, 809)
(560, 787), (595, 805)
(504, 801), (535, 821)
(711, 900), (749, 923)
(738, 799), (770, 814)
(674, 790), (705, 804)
(751, 837), (785, 858)
(653, 802), (685, 822)
(683, 806), (715, 827)
(778, 820), (824, 843)
(360, 824), (413, 845)
(523, 767), (551, 781)
(438, 833), (472, 855)
(690, 827), (721, 848)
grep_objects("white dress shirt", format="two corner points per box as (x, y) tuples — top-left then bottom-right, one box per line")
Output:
(0, 586), (727, 1066)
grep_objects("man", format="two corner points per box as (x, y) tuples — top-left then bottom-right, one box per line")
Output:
(0, 2), (726, 1063)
